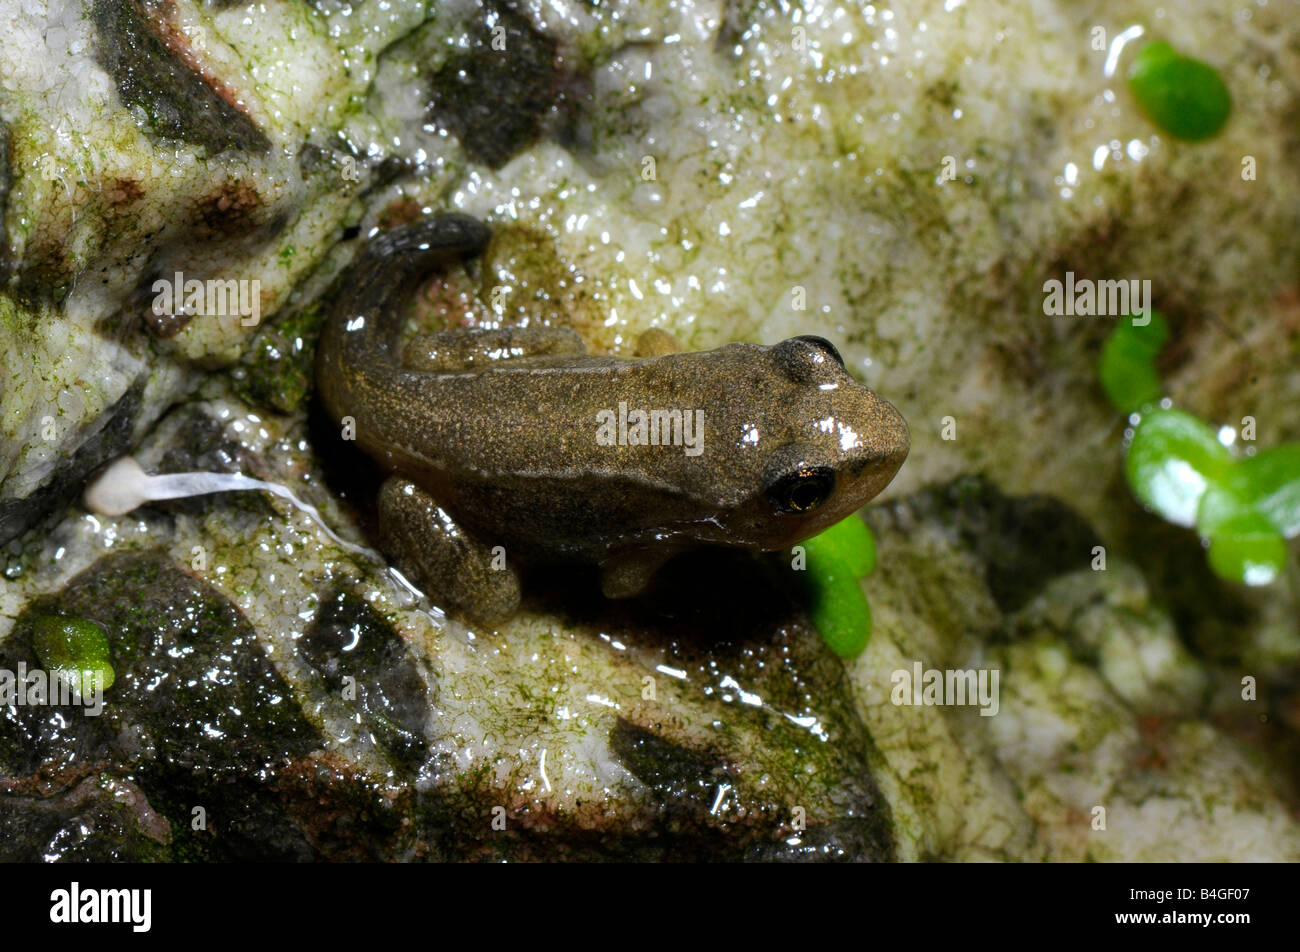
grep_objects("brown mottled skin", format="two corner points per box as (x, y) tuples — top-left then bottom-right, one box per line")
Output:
(316, 214), (909, 624)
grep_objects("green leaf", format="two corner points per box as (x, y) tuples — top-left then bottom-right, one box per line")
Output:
(1114, 310), (1170, 354)
(1206, 511), (1288, 586)
(31, 615), (116, 695)
(1197, 479), (1253, 538)
(1099, 312), (1168, 414)
(807, 577), (872, 659)
(1126, 408), (1233, 527)
(1234, 445), (1300, 537)
(1128, 41), (1232, 142)
(1198, 445), (1300, 539)
(1099, 337), (1162, 414)
(799, 516), (877, 658)
(802, 514), (876, 578)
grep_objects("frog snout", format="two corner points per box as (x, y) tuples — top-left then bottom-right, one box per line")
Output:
(843, 387), (910, 498)
(872, 394), (910, 473)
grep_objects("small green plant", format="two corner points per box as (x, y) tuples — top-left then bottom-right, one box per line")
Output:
(799, 515), (877, 658)
(1099, 311), (1168, 414)
(1128, 40), (1231, 141)
(31, 615), (116, 695)
(1100, 313), (1300, 585)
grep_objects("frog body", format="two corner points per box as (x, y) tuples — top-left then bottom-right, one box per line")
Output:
(316, 214), (909, 623)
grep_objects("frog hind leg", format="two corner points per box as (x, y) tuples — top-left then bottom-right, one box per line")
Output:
(633, 327), (684, 357)
(378, 476), (521, 625)
(401, 326), (587, 373)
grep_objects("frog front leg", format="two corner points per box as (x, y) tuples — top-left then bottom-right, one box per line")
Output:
(377, 476), (521, 626)
(598, 545), (684, 599)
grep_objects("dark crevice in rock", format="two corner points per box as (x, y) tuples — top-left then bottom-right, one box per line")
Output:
(273, 754), (414, 861)
(424, 0), (569, 169)
(307, 393), (387, 540)
(525, 547), (790, 651)
(93, 0), (270, 156)
(301, 590), (433, 774)
(0, 379), (145, 547)
(715, 0), (760, 53)
(156, 408), (253, 478)
(1107, 482), (1257, 665)
(878, 474), (1103, 614)
(235, 299), (326, 414)
(610, 718), (727, 815)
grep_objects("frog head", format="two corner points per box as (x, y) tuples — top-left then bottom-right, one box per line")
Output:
(701, 335), (909, 551)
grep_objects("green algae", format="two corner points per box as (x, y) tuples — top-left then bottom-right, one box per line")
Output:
(236, 300), (323, 414)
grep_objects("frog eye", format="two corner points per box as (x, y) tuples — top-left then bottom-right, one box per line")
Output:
(790, 335), (845, 368)
(767, 464), (836, 515)
(772, 336), (846, 382)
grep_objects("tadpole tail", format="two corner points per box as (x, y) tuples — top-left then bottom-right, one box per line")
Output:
(315, 213), (492, 423)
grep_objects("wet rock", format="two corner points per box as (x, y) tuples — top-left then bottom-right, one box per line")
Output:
(604, 713), (891, 863)
(0, 773), (171, 862)
(0, 119), (9, 283)
(273, 754), (412, 861)
(0, 551), (322, 860)
(425, 1), (565, 169)
(0, 381), (144, 547)
(715, 0), (769, 52)
(872, 474), (1102, 614)
(235, 300), (324, 415)
(156, 409), (254, 479)
(411, 549), (898, 863)
(301, 590), (432, 774)
(853, 477), (1300, 861)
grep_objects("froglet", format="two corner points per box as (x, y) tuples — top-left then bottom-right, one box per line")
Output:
(316, 214), (909, 624)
